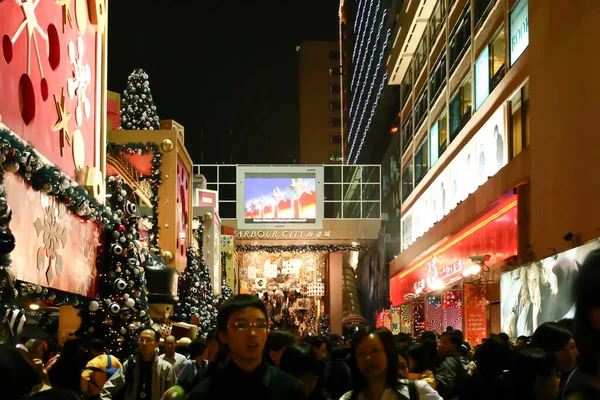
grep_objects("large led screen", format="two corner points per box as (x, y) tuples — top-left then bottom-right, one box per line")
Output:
(237, 166), (323, 230)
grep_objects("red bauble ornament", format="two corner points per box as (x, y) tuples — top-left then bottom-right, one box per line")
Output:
(117, 224), (126, 232)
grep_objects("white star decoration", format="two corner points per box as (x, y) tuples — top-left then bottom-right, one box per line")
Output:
(272, 187), (285, 204)
(12, 0), (48, 76)
(67, 36), (91, 126)
(287, 178), (313, 200)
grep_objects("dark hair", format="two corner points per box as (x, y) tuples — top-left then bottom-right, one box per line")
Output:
(421, 331), (438, 343)
(497, 332), (510, 346)
(330, 334), (342, 343)
(280, 343), (321, 378)
(506, 348), (555, 400)
(303, 335), (325, 348)
(139, 327), (160, 342)
(446, 326), (454, 332)
(441, 330), (464, 347)
(217, 294), (268, 331)
(476, 335), (511, 377)
(189, 338), (208, 359)
(206, 328), (219, 343)
(407, 341), (439, 373)
(87, 338), (105, 353)
(517, 335), (529, 342)
(394, 333), (413, 346)
(530, 322), (573, 352)
(574, 249), (600, 374)
(0, 345), (43, 399)
(264, 330), (296, 364)
(349, 327), (399, 397)
(556, 318), (575, 335)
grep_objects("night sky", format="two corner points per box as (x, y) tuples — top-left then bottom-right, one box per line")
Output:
(108, 1), (339, 165)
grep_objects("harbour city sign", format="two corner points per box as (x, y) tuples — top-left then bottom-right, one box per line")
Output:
(235, 230), (332, 240)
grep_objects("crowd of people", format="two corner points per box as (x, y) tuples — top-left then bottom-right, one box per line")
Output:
(2, 249), (600, 399)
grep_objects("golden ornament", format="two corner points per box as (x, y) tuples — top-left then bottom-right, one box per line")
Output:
(161, 250), (174, 263)
(204, 212), (213, 220)
(160, 139), (174, 152)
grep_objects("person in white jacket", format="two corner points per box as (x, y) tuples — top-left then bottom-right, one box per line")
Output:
(101, 328), (176, 400)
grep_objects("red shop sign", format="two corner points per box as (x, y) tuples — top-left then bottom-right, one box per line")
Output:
(391, 194), (518, 305)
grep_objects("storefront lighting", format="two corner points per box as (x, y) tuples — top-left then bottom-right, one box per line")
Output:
(29, 303), (40, 310)
(462, 264), (482, 277)
(429, 279), (444, 291)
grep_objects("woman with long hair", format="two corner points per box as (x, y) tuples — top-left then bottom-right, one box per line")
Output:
(341, 326), (441, 400)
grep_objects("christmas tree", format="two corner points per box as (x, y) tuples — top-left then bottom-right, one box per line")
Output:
(77, 176), (151, 360)
(220, 252), (233, 302)
(120, 69), (160, 130)
(174, 219), (218, 336)
(319, 314), (331, 337)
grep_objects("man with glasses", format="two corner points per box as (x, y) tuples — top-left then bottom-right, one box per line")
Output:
(188, 294), (304, 399)
(101, 328), (176, 400)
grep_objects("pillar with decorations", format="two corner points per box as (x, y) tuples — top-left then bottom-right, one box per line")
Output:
(0, 0), (110, 338)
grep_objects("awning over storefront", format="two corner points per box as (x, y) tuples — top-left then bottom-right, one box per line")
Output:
(390, 194), (518, 305)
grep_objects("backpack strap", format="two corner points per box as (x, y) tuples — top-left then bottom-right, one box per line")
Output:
(107, 354), (112, 370)
(408, 379), (418, 400)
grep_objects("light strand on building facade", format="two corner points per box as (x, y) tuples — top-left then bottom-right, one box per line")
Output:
(347, 27), (391, 161)
(350, 0), (379, 96)
(353, 0), (366, 33)
(351, 71), (388, 164)
(339, 11), (346, 164)
(347, 17), (388, 147)
(351, 0), (371, 64)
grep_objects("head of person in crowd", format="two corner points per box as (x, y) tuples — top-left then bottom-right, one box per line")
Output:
(330, 334), (344, 346)
(396, 346), (410, 379)
(0, 345), (46, 398)
(205, 328), (220, 363)
(421, 330), (438, 344)
(189, 337), (208, 364)
(164, 335), (177, 358)
(407, 340), (439, 374)
(476, 334), (512, 378)
(530, 321), (578, 374)
(264, 329), (296, 367)
(438, 330), (464, 357)
(574, 249), (600, 375)
(556, 318), (575, 335)
(394, 333), (413, 349)
(138, 328), (160, 362)
(507, 348), (559, 400)
(26, 339), (47, 361)
(86, 338), (106, 359)
(515, 335), (529, 350)
(280, 343), (323, 398)
(496, 332), (511, 348)
(303, 335), (327, 360)
(217, 294), (269, 373)
(349, 327), (400, 395)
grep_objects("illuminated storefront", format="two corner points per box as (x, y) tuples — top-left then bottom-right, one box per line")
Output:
(391, 194), (518, 343)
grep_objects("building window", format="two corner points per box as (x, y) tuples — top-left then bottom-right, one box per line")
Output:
(414, 36), (427, 77)
(329, 50), (339, 60)
(414, 87), (428, 129)
(329, 118), (341, 127)
(329, 67), (341, 76)
(415, 140), (429, 185)
(329, 135), (342, 144)
(475, 28), (506, 110)
(429, 48), (447, 106)
(430, 112), (448, 167)
(429, 0), (446, 44)
(474, 0), (495, 30)
(401, 65), (413, 108)
(449, 75), (472, 141)
(510, 0), (529, 66)
(449, 6), (471, 73)
(329, 84), (340, 93)
(510, 82), (530, 158)
(329, 152), (343, 162)
(401, 114), (413, 153)
(329, 101), (341, 110)
(402, 159), (414, 203)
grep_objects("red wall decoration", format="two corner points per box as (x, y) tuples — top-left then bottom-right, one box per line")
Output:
(443, 290), (463, 331)
(5, 173), (102, 297)
(426, 294), (442, 334)
(413, 300), (425, 337)
(464, 284), (488, 345)
(0, 0), (106, 181)
(176, 154), (190, 268)
(390, 194), (518, 305)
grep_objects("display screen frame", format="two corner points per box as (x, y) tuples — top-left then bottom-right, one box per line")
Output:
(236, 165), (324, 230)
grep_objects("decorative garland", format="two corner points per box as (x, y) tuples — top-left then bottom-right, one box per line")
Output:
(108, 142), (162, 248)
(236, 244), (369, 253)
(0, 127), (115, 323)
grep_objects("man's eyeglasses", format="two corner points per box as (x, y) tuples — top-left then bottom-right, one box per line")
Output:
(227, 321), (268, 331)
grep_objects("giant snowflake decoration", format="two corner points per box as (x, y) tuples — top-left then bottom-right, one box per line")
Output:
(67, 36), (91, 126)
(10, 0), (48, 76)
